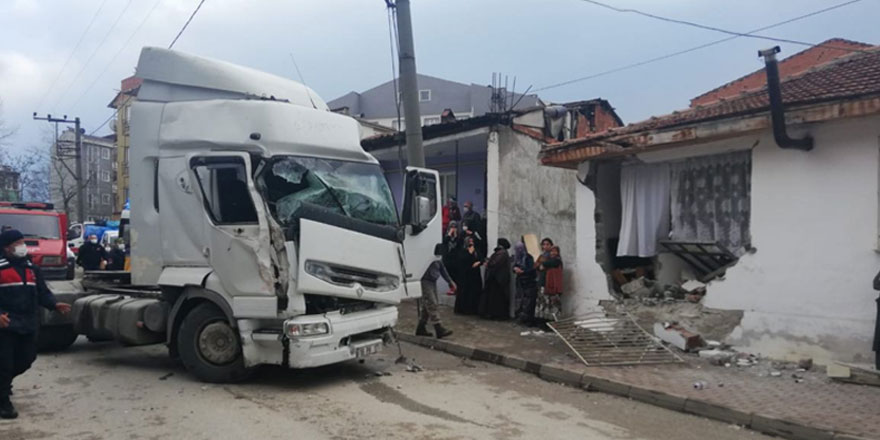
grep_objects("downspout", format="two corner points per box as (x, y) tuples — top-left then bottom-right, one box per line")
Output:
(758, 46), (813, 151)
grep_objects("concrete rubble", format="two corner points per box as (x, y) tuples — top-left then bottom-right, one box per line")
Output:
(653, 321), (705, 352)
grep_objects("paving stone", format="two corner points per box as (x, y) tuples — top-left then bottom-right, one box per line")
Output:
(583, 375), (631, 397)
(537, 365), (583, 387)
(628, 387), (687, 412)
(684, 399), (752, 427)
(444, 342), (475, 359)
(750, 414), (834, 440)
(472, 348), (505, 364)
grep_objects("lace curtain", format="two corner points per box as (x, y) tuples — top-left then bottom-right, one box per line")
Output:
(669, 150), (751, 254)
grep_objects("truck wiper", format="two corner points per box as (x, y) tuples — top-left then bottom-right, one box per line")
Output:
(307, 171), (350, 217)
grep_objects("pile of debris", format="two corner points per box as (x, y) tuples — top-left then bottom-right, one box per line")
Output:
(616, 275), (707, 306)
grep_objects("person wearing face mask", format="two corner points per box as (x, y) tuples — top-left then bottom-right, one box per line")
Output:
(76, 234), (107, 271)
(107, 238), (127, 271)
(0, 229), (71, 419)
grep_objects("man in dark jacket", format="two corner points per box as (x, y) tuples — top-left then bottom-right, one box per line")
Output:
(0, 229), (71, 419)
(106, 238), (126, 271)
(76, 234), (106, 271)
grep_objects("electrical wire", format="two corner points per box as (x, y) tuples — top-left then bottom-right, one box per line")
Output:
(34, 0), (110, 112)
(49, 0), (135, 113)
(89, 111), (116, 136)
(168, 0), (207, 49)
(575, 0), (868, 53)
(69, 0), (163, 112)
(536, 0), (864, 92)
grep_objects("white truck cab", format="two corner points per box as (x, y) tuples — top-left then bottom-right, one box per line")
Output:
(120, 47), (441, 381)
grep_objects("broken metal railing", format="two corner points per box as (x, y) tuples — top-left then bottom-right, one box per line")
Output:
(548, 311), (683, 367)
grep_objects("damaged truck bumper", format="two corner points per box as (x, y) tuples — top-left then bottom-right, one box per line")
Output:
(241, 305), (398, 369)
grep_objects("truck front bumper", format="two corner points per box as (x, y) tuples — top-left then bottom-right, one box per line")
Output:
(284, 306), (398, 369)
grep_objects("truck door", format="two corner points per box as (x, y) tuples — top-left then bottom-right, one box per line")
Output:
(401, 168), (442, 297)
(189, 153), (274, 297)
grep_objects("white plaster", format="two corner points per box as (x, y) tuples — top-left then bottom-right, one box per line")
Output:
(566, 115), (880, 362)
(704, 116), (880, 363)
(573, 161), (614, 312)
(486, 130), (500, 251)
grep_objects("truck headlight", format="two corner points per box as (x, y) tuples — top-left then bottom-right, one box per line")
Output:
(42, 256), (62, 265)
(285, 322), (330, 337)
(304, 261), (334, 284)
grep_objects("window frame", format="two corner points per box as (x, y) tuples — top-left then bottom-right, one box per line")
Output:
(419, 89), (431, 102)
(189, 156), (260, 226)
(101, 148), (110, 160)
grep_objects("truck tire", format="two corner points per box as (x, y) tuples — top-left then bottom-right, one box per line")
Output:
(37, 325), (79, 352)
(177, 303), (251, 383)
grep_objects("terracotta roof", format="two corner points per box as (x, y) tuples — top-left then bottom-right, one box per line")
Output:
(544, 47), (880, 156)
(691, 38), (872, 107)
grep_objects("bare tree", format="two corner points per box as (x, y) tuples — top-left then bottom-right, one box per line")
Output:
(49, 146), (91, 220)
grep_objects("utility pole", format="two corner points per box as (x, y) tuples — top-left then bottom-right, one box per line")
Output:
(33, 113), (86, 223)
(394, 0), (425, 167)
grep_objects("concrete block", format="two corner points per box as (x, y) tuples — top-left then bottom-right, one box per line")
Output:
(683, 399), (752, 427)
(501, 355), (528, 371)
(471, 349), (505, 364)
(522, 361), (542, 375)
(750, 415), (833, 440)
(583, 375), (631, 397)
(628, 387), (687, 412)
(537, 365), (583, 387)
(444, 342), (475, 359)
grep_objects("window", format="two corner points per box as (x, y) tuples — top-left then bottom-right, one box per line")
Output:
(112, 184), (118, 193)
(423, 116), (441, 126)
(0, 214), (60, 239)
(112, 161), (117, 170)
(101, 170), (111, 182)
(102, 194), (111, 205)
(261, 156), (398, 227)
(419, 89), (431, 102)
(438, 171), (456, 203)
(102, 148), (110, 160)
(191, 157), (258, 224)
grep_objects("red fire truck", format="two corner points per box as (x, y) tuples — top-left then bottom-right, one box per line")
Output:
(0, 202), (72, 280)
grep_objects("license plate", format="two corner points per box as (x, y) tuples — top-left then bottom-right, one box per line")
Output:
(352, 339), (383, 358)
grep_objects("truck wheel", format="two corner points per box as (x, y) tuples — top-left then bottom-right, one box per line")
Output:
(177, 303), (251, 383)
(37, 325), (79, 352)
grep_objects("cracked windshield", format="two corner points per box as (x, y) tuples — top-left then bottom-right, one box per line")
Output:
(263, 156), (398, 227)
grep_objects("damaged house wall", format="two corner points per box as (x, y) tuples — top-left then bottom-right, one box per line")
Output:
(490, 126), (581, 314)
(570, 115), (880, 364)
(704, 115), (880, 364)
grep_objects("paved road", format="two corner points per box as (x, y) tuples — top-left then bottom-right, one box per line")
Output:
(1, 338), (768, 440)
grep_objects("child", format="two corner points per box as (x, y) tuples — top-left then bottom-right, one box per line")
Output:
(535, 245), (563, 322)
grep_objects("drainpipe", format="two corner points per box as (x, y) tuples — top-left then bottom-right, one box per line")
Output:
(758, 46), (813, 151)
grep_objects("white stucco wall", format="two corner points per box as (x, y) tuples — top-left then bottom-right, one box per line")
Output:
(490, 127), (582, 316)
(706, 116), (880, 364)
(569, 114), (880, 363)
(574, 161), (615, 312)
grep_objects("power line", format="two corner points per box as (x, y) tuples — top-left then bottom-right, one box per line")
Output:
(69, 0), (163, 112)
(536, 0), (863, 92)
(34, 0), (110, 112)
(89, 112), (116, 136)
(575, 0), (868, 53)
(50, 0), (135, 113)
(169, 0), (207, 49)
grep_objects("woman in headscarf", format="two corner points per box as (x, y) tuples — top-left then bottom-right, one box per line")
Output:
(480, 238), (512, 320)
(535, 245), (564, 323)
(454, 236), (484, 315)
(513, 242), (538, 325)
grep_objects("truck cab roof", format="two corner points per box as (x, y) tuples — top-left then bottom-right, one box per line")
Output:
(135, 47), (328, 110)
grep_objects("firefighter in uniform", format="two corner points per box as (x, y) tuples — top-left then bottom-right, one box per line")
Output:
(0, 229), (71, 419)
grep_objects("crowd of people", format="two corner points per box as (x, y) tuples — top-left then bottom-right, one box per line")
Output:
(76, 234), (127, 271)
(418, 198), (564, 339)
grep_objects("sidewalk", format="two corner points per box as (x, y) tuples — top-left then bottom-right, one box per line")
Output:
(395, 300), (880, 440)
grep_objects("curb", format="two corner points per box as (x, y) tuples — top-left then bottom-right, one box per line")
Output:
(396, 333), (859, 440)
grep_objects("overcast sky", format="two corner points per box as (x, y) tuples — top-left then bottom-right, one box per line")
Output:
(1, 0), (878, 152)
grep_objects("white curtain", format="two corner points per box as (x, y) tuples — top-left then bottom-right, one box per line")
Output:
(617, 162), (670, 257)
(669, 150), (751, 254)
